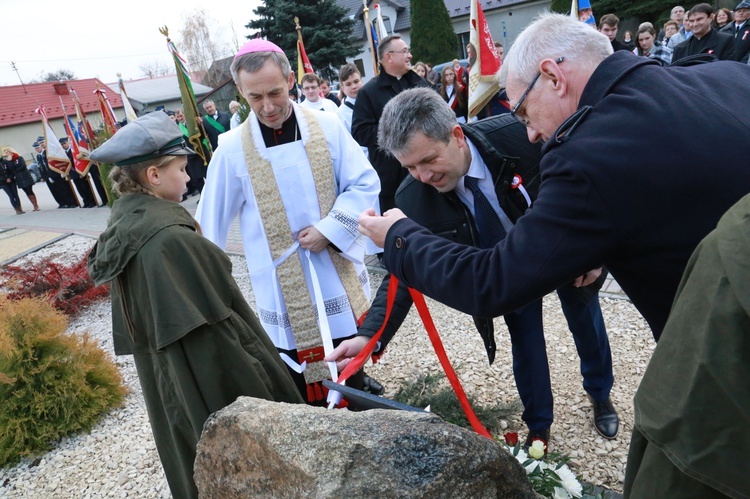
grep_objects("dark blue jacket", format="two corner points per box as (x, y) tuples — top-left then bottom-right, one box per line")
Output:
(383, 52), (750, 340)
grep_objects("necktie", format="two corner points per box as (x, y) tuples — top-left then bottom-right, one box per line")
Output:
(464, 176), (507, 248)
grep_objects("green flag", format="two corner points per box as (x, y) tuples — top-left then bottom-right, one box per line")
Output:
(160, 26), (212, 165)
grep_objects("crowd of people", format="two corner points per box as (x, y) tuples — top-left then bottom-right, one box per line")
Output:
(44, 2), (750, 497)
(597, 2), (750, 67)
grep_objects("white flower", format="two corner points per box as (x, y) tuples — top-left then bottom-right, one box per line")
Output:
(528, 439), (546, 459)
(555, 464), (583, 498)
(554, 487), (572, 499)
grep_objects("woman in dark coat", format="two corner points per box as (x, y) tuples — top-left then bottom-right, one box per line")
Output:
(0, 152), (22, 214)
(3, 147), (39, 211)
(438, 65), (468, 123)
(87, 112), (304, 499)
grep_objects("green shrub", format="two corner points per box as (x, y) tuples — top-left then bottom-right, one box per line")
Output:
(0, 296), (127, 467)
(393, 372), (522, 433)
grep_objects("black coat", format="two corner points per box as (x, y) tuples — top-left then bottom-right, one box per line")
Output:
(38, 151), (61, 181)
(3, 156), (33, 188)
(359, 115), (541, 357)
(382, 52), (750, 340)
(351, 67), (430, 207)
(204, 111), (231, 150)
(673, 28), (736, 62)
(720, 21), (750, 63)
(0, 161), (13, 184)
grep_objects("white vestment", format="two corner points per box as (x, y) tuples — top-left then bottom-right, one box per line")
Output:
(337, 97), (355, 133)
(299, 97), (339, 113)
(196, 103), (380, 367)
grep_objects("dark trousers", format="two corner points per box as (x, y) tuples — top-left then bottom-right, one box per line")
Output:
(72, 175), (97, 207)
(186, 155), (205, 194)
(44, 178), (65, 206)
(89, 165), (109, 205)
(56, 179), (79, 207)
(1, 182), (21, 209)
(504, 286), (613, 431)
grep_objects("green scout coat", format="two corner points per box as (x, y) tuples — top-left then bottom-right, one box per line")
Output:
(88, 193), (303, 499)
(629, 193), (750, 498)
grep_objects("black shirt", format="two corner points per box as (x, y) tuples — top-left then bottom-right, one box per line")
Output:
(258, 109), (301, 148)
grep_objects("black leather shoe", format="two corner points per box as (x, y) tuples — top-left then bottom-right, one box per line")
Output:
(361, 374), (385, 395)
(589, 395), (619, 439)
(522, 428), (550, 456)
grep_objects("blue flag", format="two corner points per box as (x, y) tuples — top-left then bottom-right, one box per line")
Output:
(371, 22), (380, 64)
(67, 115), (81, 143)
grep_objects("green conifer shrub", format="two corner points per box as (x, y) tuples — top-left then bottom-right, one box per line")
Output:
(0, 296), (127, 467)
(393, 372), (521, 433)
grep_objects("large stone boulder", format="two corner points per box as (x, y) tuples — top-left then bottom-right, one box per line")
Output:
(194, 397), (536, 498)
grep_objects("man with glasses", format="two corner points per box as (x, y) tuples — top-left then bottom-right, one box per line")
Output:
(329, 88), (617, 450)
(357, 12), (750, 495)
(299, 73), (339, 112)
(352, 34), (430, 214)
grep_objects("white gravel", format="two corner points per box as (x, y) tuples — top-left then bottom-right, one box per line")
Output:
(0, 236), (655, 496)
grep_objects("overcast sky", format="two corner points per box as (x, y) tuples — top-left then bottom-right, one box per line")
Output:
(0, 0), (263, 86)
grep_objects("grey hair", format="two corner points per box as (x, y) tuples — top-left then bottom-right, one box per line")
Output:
(498, 12), (612, 88)
(378, 34), (402, 62)
(378, 88), (456, 157)
(230, 51), (292, 86)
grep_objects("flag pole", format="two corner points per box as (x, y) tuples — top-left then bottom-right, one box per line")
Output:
(294, 16), (315, 85)
(295, 16), (304, 85)
(363, 0), (379, 76)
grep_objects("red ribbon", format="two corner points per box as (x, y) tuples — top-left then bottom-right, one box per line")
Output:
(338, 275), (492, 439)
(338, 274), (399, 382)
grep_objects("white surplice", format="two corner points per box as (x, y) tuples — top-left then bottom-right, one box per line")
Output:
(196, 102), (380, 360)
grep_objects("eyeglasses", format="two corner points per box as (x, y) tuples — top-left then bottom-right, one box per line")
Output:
(387, 47), (411, 55)
(510, 56), (565, 127)
(302, 85), (319, 91)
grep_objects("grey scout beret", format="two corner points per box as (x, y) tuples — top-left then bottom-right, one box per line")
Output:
(89, 111), (193, 166)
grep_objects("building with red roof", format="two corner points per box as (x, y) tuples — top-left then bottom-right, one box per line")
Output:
(0, 78), (124, 163)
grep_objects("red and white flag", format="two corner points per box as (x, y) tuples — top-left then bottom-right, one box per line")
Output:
(62, 109), (92, 176)
(71, 89), (99, 149)
(118, 76), (138, 123)
(35, 105), (71, 176)
(373, 4), (389, 39)
(297, 38), (314, 84)
(468, 0), (501, 118)
(94, 86), (118, 136)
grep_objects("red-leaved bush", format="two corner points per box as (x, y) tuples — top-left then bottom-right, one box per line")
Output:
(1, 255), (109, 316)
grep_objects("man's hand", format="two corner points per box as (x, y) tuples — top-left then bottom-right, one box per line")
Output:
(573, 267), (602, 287)
(324, 335), (371, 371)
(358, 208), (407, 248)
(298, 226), (330, 252)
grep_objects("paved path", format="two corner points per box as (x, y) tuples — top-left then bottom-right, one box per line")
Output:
(0, 181), (627, 300)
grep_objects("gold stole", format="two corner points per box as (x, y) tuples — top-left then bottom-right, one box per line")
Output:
(241, 108), (368, 380)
